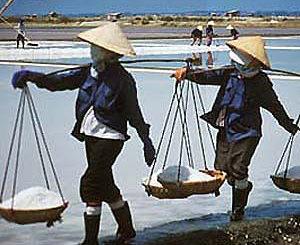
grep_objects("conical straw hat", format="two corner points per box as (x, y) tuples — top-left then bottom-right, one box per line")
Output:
(197, 25), (203, 30)
(207, 20), (215, 26)
(226, 36), (271, 68)
(78, 22), (136, 57)
(226, 24), (234, 30)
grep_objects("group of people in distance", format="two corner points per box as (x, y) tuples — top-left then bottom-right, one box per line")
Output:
(191, 21), (239, 46)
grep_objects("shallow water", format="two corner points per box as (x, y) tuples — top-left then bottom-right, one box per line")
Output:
(0, 37), (300, 244)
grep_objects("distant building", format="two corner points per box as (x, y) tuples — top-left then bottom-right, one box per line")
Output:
(107, 12), (122, 22)
(225, 10), (241, 17)
(24, 14), (37, 19)
(48, 11), (59, 18)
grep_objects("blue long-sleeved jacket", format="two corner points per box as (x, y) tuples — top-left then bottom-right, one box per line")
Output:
(27, 63), (150, 142)
(187, 66), (297, 141)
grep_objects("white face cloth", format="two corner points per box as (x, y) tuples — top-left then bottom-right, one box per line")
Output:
(90, 44), (121, 72)
(229, 49), (253, 66)
(229, 49), (260, 78)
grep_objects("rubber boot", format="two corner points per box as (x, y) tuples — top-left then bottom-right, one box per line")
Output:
(80, 212), (100, 245)
(230, 181), (253, 222)
(111, 201), (136, 244)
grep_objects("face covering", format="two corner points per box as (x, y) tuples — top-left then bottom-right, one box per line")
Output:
(90, 45), (121, 72)
(231, 60), (260, 78)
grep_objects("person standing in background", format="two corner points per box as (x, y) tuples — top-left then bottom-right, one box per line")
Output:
(16, 18), (26, 49)
(227, 25), (239, 40)
(190, 25), (203, 46)
(206, 20), (215, 46)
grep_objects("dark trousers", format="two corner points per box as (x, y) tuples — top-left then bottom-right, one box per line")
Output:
(214, 130), (260, 182)
(80, 136), (124, 203)
(16, 34), (25, 48)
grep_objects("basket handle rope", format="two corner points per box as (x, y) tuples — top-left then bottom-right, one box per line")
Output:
(145, 60), (217, 194)
(0, 86), (66, 207)
(274, 113), (300, 178)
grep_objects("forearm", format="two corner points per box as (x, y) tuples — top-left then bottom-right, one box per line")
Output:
(260, 78), (297, 133)
(125, 80), (151, 142)
(28, 67), (87, 91)
(128, 108), (150, 141)
(267, 101), (295, 133)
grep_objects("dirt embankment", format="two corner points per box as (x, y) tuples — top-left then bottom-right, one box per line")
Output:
(148, 216), (300, 245)
(2, 15), (300, 29)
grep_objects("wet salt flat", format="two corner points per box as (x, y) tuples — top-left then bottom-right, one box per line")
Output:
(0, 37), (300, 244)
(0, 37), (300, 60)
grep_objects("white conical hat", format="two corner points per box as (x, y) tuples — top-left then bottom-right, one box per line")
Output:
(226, 36), (271, 68)
(226, 24), (234, 30)
(197, 25), (203, 30)
(77, 22), (136, 57)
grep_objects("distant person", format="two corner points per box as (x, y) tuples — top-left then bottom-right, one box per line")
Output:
(190, 52), (203, 66)
(190, 25), (203, 46)
(206, 20), (214, 46)
(172, 36), (299, 222)
(11, 22), (156, 244)
(206, 51), (213, 68)
(16, 18), (26, 49)
(226, 25), (239, 40)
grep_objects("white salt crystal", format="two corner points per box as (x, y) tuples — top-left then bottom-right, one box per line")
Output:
(0, 186), (64, 210)
(143, 171), (164, 187)
(278, 166), (300, 179)
(157, 165), (214, 183)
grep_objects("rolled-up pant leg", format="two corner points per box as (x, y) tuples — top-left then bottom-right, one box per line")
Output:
(214, 130), (260, 182)
(214, 130), (230, 173)
(80, 136), (124, 204)
(228, 137), (260, 181)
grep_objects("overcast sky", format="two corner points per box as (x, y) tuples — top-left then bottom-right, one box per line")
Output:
(2, 0), (300, 15)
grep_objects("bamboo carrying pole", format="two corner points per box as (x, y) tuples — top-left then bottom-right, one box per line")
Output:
(0, 0), (15, 16)
(0, 59), (299, 79)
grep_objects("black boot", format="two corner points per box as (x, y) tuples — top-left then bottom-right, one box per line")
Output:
(111, 201), (136, 244)
(80, 212), (100, 245)
(230, 181), (253, 222)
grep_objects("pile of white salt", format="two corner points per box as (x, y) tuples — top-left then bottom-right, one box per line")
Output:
(278, 166), (300, 179)
(0, 187), (64, 210)
(158, 165), (215, 183)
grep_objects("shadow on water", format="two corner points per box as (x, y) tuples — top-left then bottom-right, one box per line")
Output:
(100, 199), (300, 244)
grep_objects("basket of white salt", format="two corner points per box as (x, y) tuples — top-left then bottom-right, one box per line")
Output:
(0, 187), (68, 225)
(143, 166), (226, 199)
(271, 166), (300, 194)
(142, 171), (191, 199)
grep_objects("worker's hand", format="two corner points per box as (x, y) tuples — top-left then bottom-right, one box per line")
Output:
(171, 67), (187, 82)
(11, 70), (31, 89)
(143, 137), (156, 167)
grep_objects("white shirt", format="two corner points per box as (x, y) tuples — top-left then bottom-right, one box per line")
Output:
(80, 67), (125, 141)
(80, 107), (125, 140)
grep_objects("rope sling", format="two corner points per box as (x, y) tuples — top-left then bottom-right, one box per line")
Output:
(143, 63), (226, 199)
(0, 86), (68, 226)
(271, 113), (300, 193)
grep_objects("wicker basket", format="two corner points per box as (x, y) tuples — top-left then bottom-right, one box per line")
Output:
(270, 175), (300, 194)
(0, 202), (68, 225)
(143, 170), (226, 199)
(142, 180), (191, 199)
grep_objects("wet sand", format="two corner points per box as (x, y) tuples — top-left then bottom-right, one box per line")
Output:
(0, 26), (300, 41)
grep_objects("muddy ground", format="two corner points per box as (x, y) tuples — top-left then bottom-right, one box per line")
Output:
(148, 215), (300, 245)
